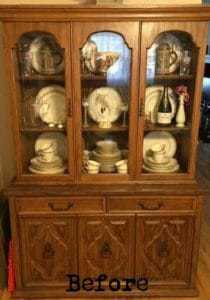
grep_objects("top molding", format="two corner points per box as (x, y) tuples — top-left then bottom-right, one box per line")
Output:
(1, 5), (210, 21)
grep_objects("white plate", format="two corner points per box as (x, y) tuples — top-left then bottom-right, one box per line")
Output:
(29, 165), (66, 175)
(29, 36), (64, 75)
(144, 157), (178, 170)
(145, 86), (176, 124)
(87, 87), (123, 124)
(143, 131), (177, 159)
(35, 85), (66, 125)
(35, 132), (68, 161)
(143, 162), (179, 173)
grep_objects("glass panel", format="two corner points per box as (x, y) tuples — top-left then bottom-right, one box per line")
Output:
(143, 31), (197, 174)
(80, 32), (131, 175)
(16, 32), (69, 175)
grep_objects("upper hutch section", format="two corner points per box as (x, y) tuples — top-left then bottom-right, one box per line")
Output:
(0, 3), (209, 184)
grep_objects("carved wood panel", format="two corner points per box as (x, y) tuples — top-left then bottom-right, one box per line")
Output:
(78, 215), (135, 279)
(19, 216), (77, 287)
(136, 215), (194, 285)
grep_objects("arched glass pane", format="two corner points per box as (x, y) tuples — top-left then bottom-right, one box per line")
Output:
(142, 31), (198, 174)
(80, 31), (131, 175)
(15, 32), (69, 175)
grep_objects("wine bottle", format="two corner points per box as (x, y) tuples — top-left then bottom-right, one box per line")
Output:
(157, 86), (172, 125)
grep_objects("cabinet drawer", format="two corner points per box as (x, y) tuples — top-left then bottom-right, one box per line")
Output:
(108, 196), (195, 212)
(16, 197), (105, 214)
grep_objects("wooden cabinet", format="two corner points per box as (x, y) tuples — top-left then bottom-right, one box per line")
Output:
(0, 2), (209, 299)
(19, 216), (77, 287)
(78, 215), (135, 279)
(136, 214), (194, 286)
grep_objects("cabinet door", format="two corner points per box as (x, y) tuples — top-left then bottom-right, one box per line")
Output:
(19, 216), (77, 287)
(78, 215), (135, 280)
(3, 23), (74, 182)
(137, 22), (208, 180)
(136, 215), (194, 286)
(72, 22), (139, 181)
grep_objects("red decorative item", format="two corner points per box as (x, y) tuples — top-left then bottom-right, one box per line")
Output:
(175, 85), (190, 106)
(7, 240), (15, 293)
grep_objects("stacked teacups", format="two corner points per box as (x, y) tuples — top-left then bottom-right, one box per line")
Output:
(115, 159), (128, 174)
(84, 160), (100, 174)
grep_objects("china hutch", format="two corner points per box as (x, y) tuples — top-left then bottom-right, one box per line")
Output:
(0, 2), (210, 299)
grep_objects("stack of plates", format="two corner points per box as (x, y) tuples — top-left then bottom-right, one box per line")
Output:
(92, 150), (121, 173)
(29, 156), (67, 175)
(143, 156), (179, 173)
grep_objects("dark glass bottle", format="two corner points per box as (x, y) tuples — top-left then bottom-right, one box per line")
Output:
(157, 86), (172, 125)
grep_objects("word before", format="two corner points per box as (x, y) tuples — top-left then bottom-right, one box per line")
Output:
(66, 274), (148, 292)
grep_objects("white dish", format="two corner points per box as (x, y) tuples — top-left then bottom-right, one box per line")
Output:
(145, 86), (176, 124)
(29, 36), (64, 75)
(145, 155), (170, 166)
(87, 87), (123, 125)
(35, 132), (68, 161)
(35, 85), (66, 126)
(144, 157), (178, 170)
(143, 162), (179, 173)
(143, 131), (177, 159)
(29, 165), (66, 175)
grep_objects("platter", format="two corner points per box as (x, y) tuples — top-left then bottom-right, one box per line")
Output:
(145, 85), (176, 124)
(35, 85), (66, 126)
(29, 36), (64, 75)
(87, 87), (123, 124)
(143, 131), (177, 159)
(35, 132), (68, 161)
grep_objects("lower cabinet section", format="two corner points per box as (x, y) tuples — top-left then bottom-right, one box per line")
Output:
(136, 215), (194, 286)
(19, 217), (77, 287)
(78, 215), (135, 279)
(11, 195), (201, 298)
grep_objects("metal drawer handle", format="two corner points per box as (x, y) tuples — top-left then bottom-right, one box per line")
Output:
(48, 202), (74, 211)
(138, 201), (163, 210)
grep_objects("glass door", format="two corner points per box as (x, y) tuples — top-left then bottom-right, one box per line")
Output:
(138, 22), (207, 179)
(72, 22), (139, 181)
(7, 23), (74, 180)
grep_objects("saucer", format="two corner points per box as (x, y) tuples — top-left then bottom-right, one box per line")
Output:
(143, 158), (179, 173)
(145, 155), (170, 166)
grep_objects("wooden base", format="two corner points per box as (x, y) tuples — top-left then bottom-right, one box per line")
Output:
(11, 287), (199, 299)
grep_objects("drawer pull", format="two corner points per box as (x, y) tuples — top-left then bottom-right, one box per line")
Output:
(48, 202), (74, 211)
(138, 201), (163, 210)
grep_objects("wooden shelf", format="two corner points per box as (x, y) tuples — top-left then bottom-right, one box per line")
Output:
(19, 74), (65, 82)
(20, 126), (66, 133)
(144, 122), (191, 132)
(82, 123), (128, 132)
(81, 73), (107, 81)
(154, 74), (194, 80)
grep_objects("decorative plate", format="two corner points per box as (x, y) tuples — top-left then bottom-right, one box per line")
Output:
(35, 85), (66, 126)
(35, 132), (68, 161)
(143, 131), (177, 159)
(145, 85), (177, 124)
(29, 36), (64, 75)
(87, 87), (123, 124)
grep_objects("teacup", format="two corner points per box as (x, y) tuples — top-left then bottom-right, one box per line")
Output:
(150, 144), (167, 163)
(85, 160), (100, 174)
(115, 159), (128, 174)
